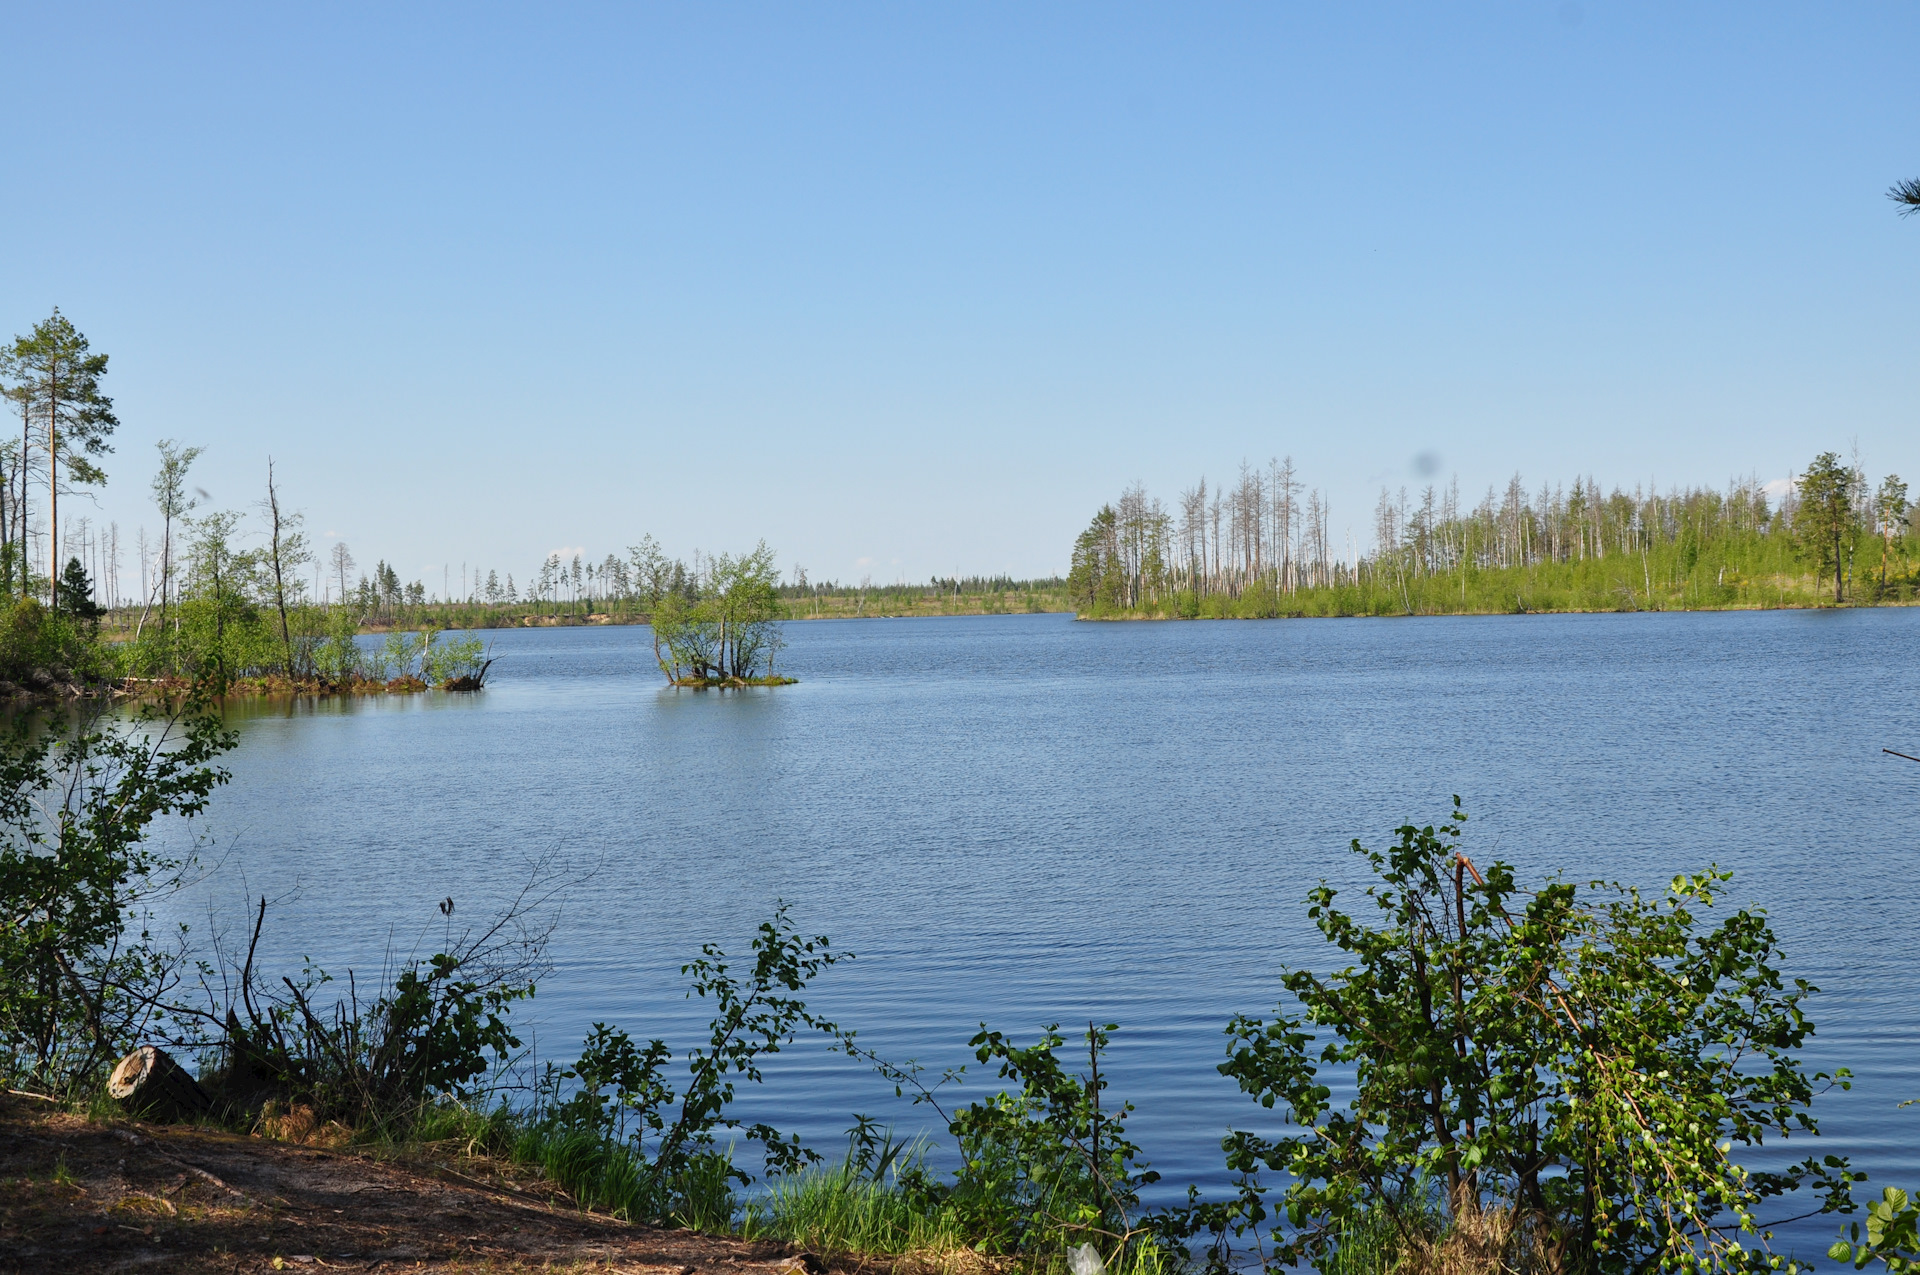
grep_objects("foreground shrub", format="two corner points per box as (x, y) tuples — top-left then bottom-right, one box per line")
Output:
(1191, 800), (1857, 1275)
(1834, 1189), (1920, 1274)
(0, 705), (232, 1097)
(532, 905), (849, 1223)
(944, 1023), (1160, 1259)
(203, 879), (553, 1135)
(844, 1020), (1176, 1274)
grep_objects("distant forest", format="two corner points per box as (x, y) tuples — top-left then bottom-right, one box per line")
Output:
(330, 553), (1070, 628)
(1068, 453), (1914, 617)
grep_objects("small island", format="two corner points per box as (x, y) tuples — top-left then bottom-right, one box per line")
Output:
(651, 542), (796, 688)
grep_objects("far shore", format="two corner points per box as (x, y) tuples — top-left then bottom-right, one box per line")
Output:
(1076, 597), (1917, 621)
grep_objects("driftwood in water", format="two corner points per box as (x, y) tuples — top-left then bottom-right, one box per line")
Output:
(108, 1046), (212, 1121)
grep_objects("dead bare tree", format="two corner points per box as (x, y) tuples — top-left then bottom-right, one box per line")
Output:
(260, 459), (309, 677)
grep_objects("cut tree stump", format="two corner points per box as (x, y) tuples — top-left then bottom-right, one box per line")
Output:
(108, 1046), (212, 1121)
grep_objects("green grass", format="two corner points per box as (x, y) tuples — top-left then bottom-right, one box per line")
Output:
(507, 1122), (735, 1229)
(739, 1145), (1178, 1275)
(1318, 1200), (1413, 1275)
(740, 1152), (965, 1257)
(371, 1102), (731, 1228)
(368, 1104), (1169, 1275)
(405, 1099), (519, 1155)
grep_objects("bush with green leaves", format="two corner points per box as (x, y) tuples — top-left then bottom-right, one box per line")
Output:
(538, 904), (850, 1222)
(310, 605), (364, 683)
(848, 1020), (1169, 1268)
(421, 629), (488, 685)
(0, 597), (108, 687)
(0, 705), (233, 1097)
(942, 1023), (1160, 1259)
(125, 509), (283, 688)
(307, 624), (487, 687)
(1191, 800), (1856, 1275)
(1833, 1189), (1920, 1275)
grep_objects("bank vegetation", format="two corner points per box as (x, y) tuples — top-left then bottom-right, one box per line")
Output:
(1069, 454), (1916, 619)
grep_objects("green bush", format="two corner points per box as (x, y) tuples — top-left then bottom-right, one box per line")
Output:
(0, 598), (107, 686)
(938, 1023), (1160, 1259)
(1834, 1188), (1920, 1274)
(422, 630), (487, 684)
(0, 706), (233, 1097)
(1189, 800), (1858, 1275)
(652, 543), (785, 683)
(310, 606), (363, 682)
(847, 1020), (1177, 1271)
(529, 905), (849, 1224)
(210, 891), (545, 1134)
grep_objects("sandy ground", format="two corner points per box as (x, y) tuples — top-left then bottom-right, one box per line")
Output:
(0, 1095), (824, 1275)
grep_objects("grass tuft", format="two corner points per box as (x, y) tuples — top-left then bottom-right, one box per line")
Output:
(742, 1153), (964, 1258)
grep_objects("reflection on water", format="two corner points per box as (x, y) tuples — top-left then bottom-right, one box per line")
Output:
(146, 610), (1920, 1252)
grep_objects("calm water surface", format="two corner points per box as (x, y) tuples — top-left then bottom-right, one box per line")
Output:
(157, 611), (1920, 1251)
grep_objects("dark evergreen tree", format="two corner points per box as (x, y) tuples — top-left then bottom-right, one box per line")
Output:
(58, 556), (101, 622)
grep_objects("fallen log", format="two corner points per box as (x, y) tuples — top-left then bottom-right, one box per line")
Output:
(109, 1046), (213, 1121)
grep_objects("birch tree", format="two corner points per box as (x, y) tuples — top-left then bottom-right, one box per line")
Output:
(652, 542), (784, 683)
(150, 440), (203, 632)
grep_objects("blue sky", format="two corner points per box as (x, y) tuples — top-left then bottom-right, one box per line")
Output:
(6, 3), (1918, 591)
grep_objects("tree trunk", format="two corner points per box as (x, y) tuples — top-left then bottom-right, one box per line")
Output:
(17, 400), (28, 596)
(108, 1046), (212, 1121)
(48, 373), (59, 609)
(1835, 527), (1844, 603)
(267, 460), (293, 676)
(160, 515), (170, 634)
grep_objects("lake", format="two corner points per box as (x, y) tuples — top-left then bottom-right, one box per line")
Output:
(154, 609), (1920, 1254)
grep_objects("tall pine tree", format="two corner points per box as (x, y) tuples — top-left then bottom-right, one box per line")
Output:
(6, 311), (118, 607)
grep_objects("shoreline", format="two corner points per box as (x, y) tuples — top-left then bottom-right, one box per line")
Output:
(0, 1094), (819, 1274)
(1073, 598), (1918, 621)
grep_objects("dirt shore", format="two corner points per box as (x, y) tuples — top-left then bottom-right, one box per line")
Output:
(0, 1095), (825, 1275)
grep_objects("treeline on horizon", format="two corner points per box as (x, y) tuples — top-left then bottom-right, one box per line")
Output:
(0, 306), (1078, 693)
(434, 551), (1068, 625)
(1069, 453), (1916, 618)
(277, 552), (1070, 629)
